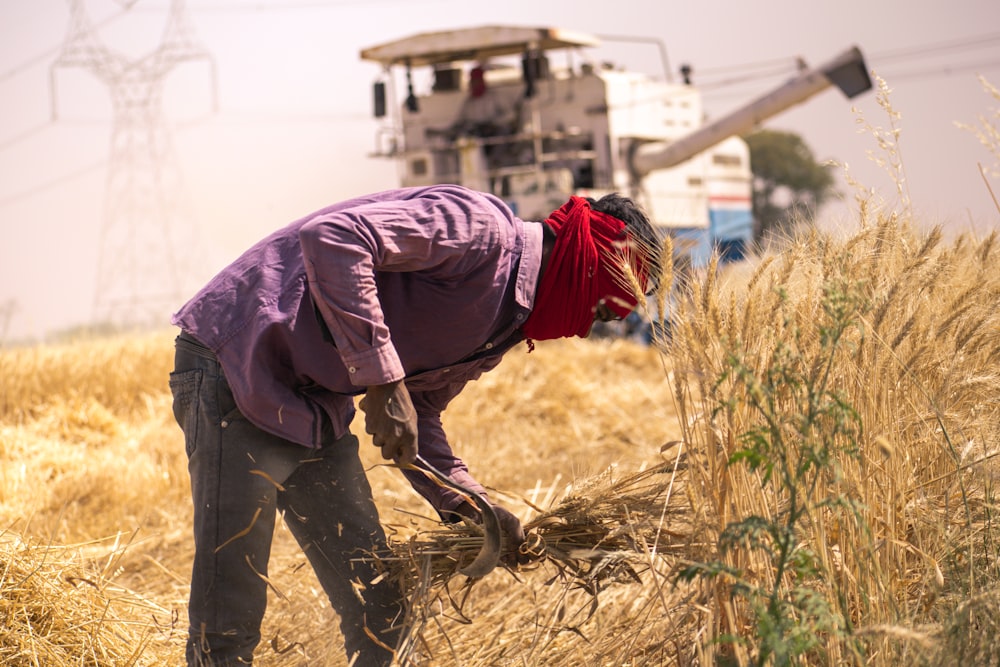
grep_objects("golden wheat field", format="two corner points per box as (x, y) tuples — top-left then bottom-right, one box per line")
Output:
(2, 202), (999, 666)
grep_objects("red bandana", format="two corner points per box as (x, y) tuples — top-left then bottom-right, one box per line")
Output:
(521, 196), (648, 343)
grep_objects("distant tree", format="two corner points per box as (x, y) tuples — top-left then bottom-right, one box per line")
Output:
(744, 129), (836, 242)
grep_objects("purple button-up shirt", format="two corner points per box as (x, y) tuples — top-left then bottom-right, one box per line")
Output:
(172, 185), (543, 514)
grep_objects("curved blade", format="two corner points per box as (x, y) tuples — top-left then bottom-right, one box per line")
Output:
(413, 455), (502, 578)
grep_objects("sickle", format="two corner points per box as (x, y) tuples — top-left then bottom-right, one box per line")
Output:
(410, 454), (502, 578)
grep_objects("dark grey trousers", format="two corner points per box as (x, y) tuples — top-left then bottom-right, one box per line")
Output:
(169, 334), (403, 666)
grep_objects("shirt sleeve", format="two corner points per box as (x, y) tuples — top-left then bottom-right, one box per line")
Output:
(299, 195), (488, 387)
(402, 385), (489, 519)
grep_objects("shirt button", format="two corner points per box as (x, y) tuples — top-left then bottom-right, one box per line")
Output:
(516, 314), (524, 321)
(221, 420), (229, 428)
(348, 366), (357, 373)
(485, 342), (493, 349)
(442, 368), (450, 373)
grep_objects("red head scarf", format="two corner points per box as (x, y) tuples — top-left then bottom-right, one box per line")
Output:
(521, 196), (649, 342)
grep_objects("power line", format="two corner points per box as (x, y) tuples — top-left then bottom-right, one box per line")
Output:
(698, 33), (1000, 97)
(217, 110), (372, 122)
(0, 7), (130, 83)
(6, 6), (998, 88)
(0, 158), (107, 209)
(872, 32), (1000, 63)
(137, 0), (440, 10)
(674, 31), (1000, 80)
(696, 63), (800, 91)
(0, 120), (55, 153)
(0, 110), (368, 196)
(0, 114), (217, 209)
(879, 58), (1000, 82)
(693, 55), (799, 76)
(0, 45), (62, 83)
(0, 0), (439, 87)
(700, 56), (1000, 104)
(0, 3), (380, 212)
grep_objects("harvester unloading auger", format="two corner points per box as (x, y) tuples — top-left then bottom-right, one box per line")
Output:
(628, 46), (871, 176)
(361, 26), (872, 266)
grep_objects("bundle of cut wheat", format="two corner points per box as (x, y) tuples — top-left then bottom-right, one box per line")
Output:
(371, 458), (691, 653)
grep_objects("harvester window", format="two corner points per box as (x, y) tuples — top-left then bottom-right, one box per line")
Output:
(712, 154), (742, 166)
(433, 66), (462, 92)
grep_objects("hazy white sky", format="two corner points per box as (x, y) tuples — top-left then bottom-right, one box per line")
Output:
(1, 0), (998, 342)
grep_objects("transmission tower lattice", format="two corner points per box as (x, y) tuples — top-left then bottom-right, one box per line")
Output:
(51, 0), (216, 328)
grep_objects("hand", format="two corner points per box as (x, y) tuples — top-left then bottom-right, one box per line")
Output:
(358, 380), (418, 465)
(493, 505), (530, 567)
(451, 501), (529, 568)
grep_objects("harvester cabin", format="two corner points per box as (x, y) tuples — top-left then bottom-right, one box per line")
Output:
(359, 26), (726, 224)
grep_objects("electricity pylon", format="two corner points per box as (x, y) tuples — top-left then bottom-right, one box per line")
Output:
(51, 0), (216, 329)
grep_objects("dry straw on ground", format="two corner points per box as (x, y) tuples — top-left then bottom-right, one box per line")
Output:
(0, 532), (160, 666)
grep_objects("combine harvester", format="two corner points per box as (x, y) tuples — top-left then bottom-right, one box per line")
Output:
(360, 26), (871, 267)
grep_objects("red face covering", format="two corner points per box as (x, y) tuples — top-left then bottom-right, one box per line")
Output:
(521, 196), (649, 342)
